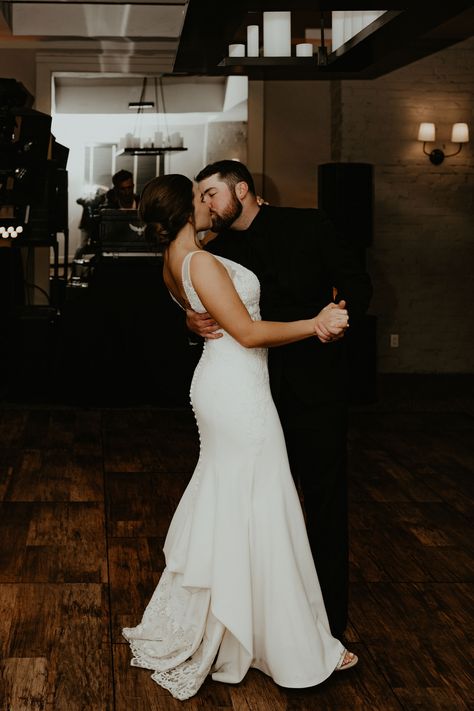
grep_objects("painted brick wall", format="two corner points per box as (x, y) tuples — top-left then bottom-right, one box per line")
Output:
(262, 80), (332, 207)
(339, 37), (474, 373)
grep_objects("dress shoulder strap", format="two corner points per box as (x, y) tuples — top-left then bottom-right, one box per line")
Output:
(181, 250), (207, 313)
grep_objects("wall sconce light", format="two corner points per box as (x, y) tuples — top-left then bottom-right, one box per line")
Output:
(418, 122), (469, 165)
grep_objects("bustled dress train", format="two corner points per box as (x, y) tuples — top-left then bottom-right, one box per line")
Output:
(122, 252), (345, 700)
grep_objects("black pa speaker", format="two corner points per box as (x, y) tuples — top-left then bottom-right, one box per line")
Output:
(318, 162), (373, 248)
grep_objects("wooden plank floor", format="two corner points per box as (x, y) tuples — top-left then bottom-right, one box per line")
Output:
(0, 377), (473, 710)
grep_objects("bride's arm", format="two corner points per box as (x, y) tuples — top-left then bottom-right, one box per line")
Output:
(189, 252), (348, 349)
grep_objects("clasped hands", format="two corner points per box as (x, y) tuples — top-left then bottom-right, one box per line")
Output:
(313, 300), (349, 343)
(186, 300), (349, 344)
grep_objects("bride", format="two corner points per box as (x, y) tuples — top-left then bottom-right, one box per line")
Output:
(122, 174), (358, 701)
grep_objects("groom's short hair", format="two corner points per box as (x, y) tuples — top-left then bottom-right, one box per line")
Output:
(196, 160), (256, 196)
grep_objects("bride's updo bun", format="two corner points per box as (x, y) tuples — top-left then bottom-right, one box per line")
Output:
(139, 174), (194, 247)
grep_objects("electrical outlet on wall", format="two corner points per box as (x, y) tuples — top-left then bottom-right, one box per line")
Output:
(390, 334), (399, 348)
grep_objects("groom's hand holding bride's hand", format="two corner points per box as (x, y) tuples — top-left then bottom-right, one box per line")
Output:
(186, 309), (224, 339)
(313, 300), (349, 344)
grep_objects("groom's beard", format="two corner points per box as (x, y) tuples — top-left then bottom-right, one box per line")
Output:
(210, 192), (242, 231)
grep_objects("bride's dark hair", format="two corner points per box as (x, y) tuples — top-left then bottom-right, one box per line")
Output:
(139, 174), (194, 246)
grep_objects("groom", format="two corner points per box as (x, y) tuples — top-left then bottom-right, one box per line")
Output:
(187, 160), (372, 639)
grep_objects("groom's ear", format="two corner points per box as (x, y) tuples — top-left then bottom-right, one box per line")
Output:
(236, 181), (249, 201)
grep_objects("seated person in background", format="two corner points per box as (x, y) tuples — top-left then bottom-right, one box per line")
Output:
(104, 169), (140, 210)
(73, 172), (140, 262)
(76, 185), (107, 252)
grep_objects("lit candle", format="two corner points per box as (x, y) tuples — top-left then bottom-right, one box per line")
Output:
(263, 11), (291, 57)
(247, 25), (259, 57)
(296, 43), (313, 57)
(228, 43), (245, 57)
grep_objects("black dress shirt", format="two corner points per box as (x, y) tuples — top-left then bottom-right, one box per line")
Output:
(206, 205), (372, 417)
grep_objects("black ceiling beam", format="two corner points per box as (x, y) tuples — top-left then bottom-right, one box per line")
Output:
(173, 2), (244, 75)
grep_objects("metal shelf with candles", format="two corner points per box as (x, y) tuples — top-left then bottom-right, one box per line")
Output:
(115, 147), (188, 157)
(175, 2), (474, 81)
(220, 10), (328, 70)
(115, 147), (188, 177)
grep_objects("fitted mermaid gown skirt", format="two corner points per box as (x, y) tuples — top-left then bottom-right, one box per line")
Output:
(122, 253), (344, 700)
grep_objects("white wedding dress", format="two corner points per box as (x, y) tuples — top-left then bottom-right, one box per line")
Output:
(122, 252), (345, 700)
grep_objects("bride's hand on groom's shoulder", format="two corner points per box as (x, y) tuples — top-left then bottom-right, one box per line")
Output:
(186, 309), (223, 339)
(313, 300), (349, 344)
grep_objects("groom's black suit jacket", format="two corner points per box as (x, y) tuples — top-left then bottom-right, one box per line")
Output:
(206, 205), (372, 426)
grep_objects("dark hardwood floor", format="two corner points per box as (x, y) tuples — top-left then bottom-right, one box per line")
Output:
(0, 375), (473, 710)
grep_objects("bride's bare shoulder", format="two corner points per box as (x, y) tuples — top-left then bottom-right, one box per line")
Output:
(188, 249), (216, 263)
(187, 252), (232, 298)
(188, 250), (224, 273)
(165, 250), (222, 288)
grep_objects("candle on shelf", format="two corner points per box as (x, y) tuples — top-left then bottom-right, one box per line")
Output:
(332, 11), (344, 51)
(296, 43), (313, 57)
(228, 43), (245, 57)
(170, 132), (184, 148)
(263, 11), (291, 57)
(247, 25), (259, 57)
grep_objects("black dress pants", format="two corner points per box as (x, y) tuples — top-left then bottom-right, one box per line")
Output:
(276, 401), (349, 639)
